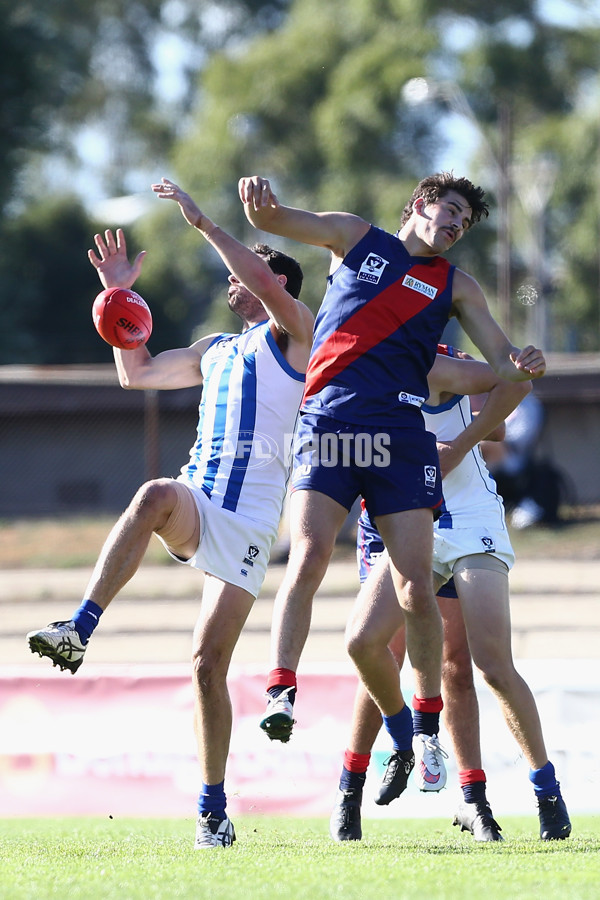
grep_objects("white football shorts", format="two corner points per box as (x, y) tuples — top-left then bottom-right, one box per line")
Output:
(159, 478), (277, 598)
(432, 525), (515, 584)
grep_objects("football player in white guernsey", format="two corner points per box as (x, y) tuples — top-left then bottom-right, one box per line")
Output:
(27, 179), (314, 850)
(330, 351), (571, 843)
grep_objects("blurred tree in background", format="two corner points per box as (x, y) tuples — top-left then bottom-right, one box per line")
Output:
(0, 0), (599, 361)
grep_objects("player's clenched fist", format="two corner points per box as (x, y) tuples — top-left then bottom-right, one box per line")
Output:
(238, 176), (279, 210)
(510, 345), (546, 379)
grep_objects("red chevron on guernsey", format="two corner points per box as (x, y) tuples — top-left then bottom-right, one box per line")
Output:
(304, 260), (451, 401)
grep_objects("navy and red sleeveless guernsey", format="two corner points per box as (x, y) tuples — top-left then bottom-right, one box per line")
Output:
(302, 226), (455, 427)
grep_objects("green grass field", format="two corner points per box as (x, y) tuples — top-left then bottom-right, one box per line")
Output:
(1, 815), (599, 900)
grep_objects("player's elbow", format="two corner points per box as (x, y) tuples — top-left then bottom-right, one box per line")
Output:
(485, 422), (506, 443)
(255, 266), (279, 298)
(117, 371), (144, 390)
(501, 378), (531, 411)
(516, 379), (533, 400)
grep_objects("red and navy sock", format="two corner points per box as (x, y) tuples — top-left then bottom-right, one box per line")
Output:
(382, 704), (413, 752)
(197, 781), (227, 819)
(266, 668), (297, 704)
(339, 750), (371, 792)
(71, 599), (104, 644)
(459, 768), (488, 805)
(412, 694), (443, 736)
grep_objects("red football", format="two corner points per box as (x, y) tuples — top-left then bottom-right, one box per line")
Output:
(92, 287), (152, 350)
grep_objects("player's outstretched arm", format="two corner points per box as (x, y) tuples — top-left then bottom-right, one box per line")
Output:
(238, 175), (369, 261)
(152, 177), (313, 349)
(429, 354), (531, 476)
(452, 270), (546, 381)
(112, 339), (214, 393)
(88, 225), (210, 391)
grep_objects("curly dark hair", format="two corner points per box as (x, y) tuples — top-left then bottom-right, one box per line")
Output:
(252, 243), (303, 299)
(400, 172), (489, 228)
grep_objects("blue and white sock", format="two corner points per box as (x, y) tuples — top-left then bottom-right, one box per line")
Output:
(529, 760), (560, 798)
(71, 599), (104, 644)
(198, 781), (227, 819)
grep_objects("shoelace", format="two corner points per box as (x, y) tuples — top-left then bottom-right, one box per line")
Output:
(265, 686), (295, 711)
(538, 795), (562, 817)
(337, 790), (362, 820)
(381, 752), (412, 782)
(421, 735), (449, 762)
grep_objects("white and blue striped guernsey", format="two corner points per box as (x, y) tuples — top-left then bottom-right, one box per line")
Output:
(180, 321), (305, 531)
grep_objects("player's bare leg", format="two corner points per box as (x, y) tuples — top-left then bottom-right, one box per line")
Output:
(190, 574), (250, 849)
(192, 575), (254, 782)
(332, 598), (408, 841)
(260, 489), (347, 742)
(27, 478), (199, 672)
(436, 592), (503, 841)
(345, 554), (406, 716)
(348, 510), (446, 791)
(376, 508), (442, 701)
(456, 566), (548, 767)
(437, 593), (482, 771)
(269, 488), (348, 670)
(84, 478), (198, 608)
(456, 563), (570, 840)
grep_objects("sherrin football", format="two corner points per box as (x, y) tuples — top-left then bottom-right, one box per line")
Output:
(92, 287), (153, 350)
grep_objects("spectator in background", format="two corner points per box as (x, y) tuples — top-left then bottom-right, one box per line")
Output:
(481, 392), (564, 528)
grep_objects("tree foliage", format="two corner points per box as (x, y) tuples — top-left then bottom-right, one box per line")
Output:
(161, 0), (600, 349)
(0, 0), (292, 362)
(1, 0), (599, 361)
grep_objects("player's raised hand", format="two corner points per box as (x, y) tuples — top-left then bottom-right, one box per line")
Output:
(152, 177), (204, 229)
(510, 345), (546, 379)
(88, 228), (146, 290)
(238, 176), (279, 211)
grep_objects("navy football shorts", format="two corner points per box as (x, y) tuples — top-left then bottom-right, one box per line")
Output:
(291, 412), (442, 518)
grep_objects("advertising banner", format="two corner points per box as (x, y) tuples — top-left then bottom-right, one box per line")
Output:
(1, 661), (597, 819)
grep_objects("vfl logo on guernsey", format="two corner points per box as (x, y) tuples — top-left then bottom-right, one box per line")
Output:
(357, 254), (389, 284)
(402, 274), (438, 299)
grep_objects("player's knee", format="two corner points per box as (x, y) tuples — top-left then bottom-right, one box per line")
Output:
(287, 534), (333, 582)
(345, 624), (374, 664)
(153, 480), (199, 555)
(398, 576), (436, 616)
(442, 656), (474, 696)
(131, 478), (177, 520)
(192, 644), (227, 688)
(477, 658), (514, 695)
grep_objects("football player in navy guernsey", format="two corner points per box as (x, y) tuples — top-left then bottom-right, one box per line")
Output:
(27, 179), (314, 849)
(239, 173), (546, 795)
